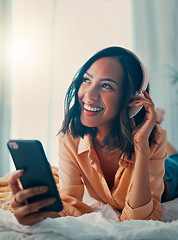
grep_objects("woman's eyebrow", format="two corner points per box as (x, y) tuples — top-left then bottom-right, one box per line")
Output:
(84, 72), (93, 78)
(100, 78), (118, 86)
(84, 72), (118, 86)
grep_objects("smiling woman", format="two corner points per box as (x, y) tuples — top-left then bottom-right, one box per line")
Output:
(8, 46), (169, 225)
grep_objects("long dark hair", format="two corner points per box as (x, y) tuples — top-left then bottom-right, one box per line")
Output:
(59, 46), (155, 159)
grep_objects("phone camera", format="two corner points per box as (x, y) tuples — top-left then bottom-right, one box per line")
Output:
(8, 142), (19, 149)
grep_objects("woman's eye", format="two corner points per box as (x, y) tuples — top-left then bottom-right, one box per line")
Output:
(83, 77), (90, 83)
(102, 83), (113, 90)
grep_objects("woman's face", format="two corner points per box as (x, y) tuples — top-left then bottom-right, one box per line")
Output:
(78, 57), (124, 134)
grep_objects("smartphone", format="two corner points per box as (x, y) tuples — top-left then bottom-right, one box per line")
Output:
(7, 139), (63, 212)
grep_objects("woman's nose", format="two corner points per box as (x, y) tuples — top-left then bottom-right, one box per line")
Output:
(85, 84), (99, 101)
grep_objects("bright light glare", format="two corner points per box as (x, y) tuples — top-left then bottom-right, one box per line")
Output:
(10, 37), (33, 64)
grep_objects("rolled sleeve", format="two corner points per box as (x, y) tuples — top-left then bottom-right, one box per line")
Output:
(121, 198), (153, 221)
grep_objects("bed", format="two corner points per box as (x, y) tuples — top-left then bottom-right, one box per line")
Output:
(0, 194), (178, 240)
(0, 170), (178, 240)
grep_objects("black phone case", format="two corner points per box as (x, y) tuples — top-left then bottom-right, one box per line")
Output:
(7, 139), (63, 212)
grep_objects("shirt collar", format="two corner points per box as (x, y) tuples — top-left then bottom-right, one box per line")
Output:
(77, 134), (93, 154)
(77, 134), (136, 164)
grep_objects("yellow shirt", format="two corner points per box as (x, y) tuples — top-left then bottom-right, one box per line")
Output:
(58, 124), (167, 221)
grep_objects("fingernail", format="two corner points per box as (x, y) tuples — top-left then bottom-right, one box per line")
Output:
(47, 198), (56, 203)
(17, 169), (24, 174)
(39, 186), (49, 192)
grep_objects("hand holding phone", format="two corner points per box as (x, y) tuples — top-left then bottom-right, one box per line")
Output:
(7, 140), (63, 213)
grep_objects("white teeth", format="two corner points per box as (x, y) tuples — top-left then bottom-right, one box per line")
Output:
(84, 104), (102, 112)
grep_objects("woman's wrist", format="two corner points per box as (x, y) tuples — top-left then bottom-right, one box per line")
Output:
(134, 141), (150, 156)
(129, 148), (151, 209)
(134, 146), (150, 165)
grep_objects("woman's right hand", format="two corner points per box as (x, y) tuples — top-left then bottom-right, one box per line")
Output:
(8, 169), (58, 225)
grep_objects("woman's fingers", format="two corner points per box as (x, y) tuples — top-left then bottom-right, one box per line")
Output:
(129, 91), (154, 106)
(16, 210), (59, 226)
(13, 197), (56, 218)
(11, 186), (49, 207)
(11, 188), (57, 226)
(12, 194), (57, 225)
(129, 100), (155, 115)
(129, 91), (156, 118)
(8, 170), (24, 195)
(15, 211), (47, 225)
(142, 90), (154, 104)
(129, 100), (152, 108)
(13, 198), (57, 225)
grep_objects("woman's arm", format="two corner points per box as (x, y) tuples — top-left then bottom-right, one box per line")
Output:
(120, 126), (167, 221)
(128, 149), (151, 209)
(120, 91), (167, 221)
(128, 91), (156, 209)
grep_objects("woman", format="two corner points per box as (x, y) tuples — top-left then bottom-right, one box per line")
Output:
(9, 46), (167, 225)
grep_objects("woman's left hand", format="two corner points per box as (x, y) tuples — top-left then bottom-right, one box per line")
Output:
(129, 91), (156, 147)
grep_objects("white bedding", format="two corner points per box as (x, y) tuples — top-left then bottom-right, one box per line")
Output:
(0, 198), (178, 240)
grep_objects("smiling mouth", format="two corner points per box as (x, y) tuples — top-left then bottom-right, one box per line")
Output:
(83, 103), (103, 112)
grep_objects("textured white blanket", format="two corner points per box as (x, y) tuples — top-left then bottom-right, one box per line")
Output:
(0, 198), (178, 240)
